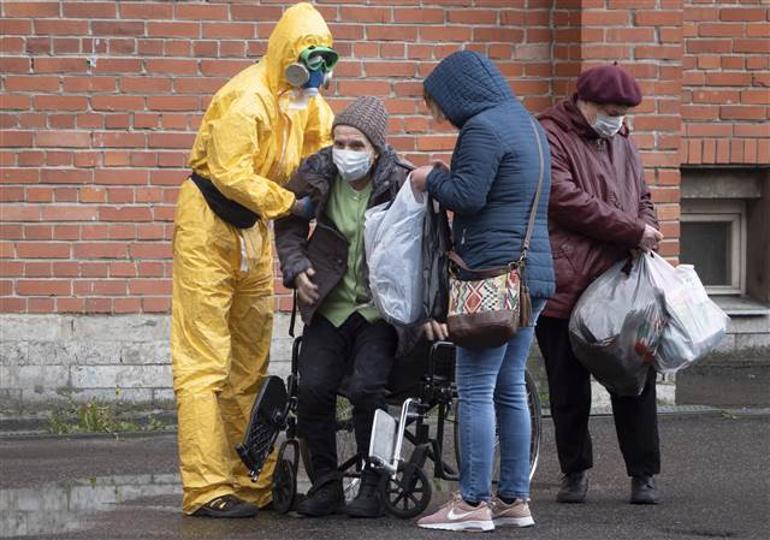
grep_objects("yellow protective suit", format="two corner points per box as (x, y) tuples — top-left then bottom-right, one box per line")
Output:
(171, 2), (335, 515)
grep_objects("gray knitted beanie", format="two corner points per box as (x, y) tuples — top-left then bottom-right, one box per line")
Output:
(332, 96), (388, 151)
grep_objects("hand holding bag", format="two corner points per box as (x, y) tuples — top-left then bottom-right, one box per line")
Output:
(447, 116), (545, 349)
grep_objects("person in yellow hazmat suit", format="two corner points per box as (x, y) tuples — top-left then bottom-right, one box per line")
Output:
(170, 3), (337, 518)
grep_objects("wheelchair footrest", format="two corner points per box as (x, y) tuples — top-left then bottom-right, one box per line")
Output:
(237, 375), (289, 480)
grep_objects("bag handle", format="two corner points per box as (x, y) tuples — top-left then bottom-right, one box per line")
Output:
(520, 116), (546, 265)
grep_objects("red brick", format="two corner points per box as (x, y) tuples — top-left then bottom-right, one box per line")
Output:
(200, 22), (255, 40)
(113, 297), (142, 313)
(34, 19), (89, 36)
(91, 96), (146, 112)
(63, 2), (117, 18)
(199, 59), (252, 77)
(33, 96), (88, 112)
(368, 25), (419, 41)
(63, 76), (116, 93)
(35, 131), (91, 148)
(15, 242), (69, 259)
(706, 72), (751, 86)
(230, 5), (283, 21)
(719, 8), (766, 22)
(17, 279), (72, 296)
(729, 139), (746, 163)
(22, 226), (52, 241)
(147, 96), (199, 112)
(73, 242), (128, 259)
(449, 9), (496, 24)
(99, 207), (153, 222)
(147, 133), (196, 149)
(721, 105), (766, 121)
(175, 4), (229, 20)
(57, 297), (85, 312)
(741, 90), (770, 105)
(119, 3), (173, 19)
(635, 10), (683, 26)
(108, 39), (137, 55)
(92, 58), (143, 74)
(129, 243), (172, 259)
(0, 57), (30, 73)
(128, 279), (171, 295)
(91, 21), (144, 37)
(733, 39), (770, 54)
(142, 297), (170, 313)
(606, 28), (656, 43)
(148, 22), (200, 38)
(341, 6), (391, 23)
(4, 2), (60, 17)
(84, 298), (112, 312)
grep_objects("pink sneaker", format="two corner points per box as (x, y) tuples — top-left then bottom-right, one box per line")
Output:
(489, 496), (535, 528)
(417, 493), (494, 532)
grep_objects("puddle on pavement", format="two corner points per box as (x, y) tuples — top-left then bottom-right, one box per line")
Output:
(0, 474), (181, 538)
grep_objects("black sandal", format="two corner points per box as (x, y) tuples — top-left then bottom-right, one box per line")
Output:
(192, 495), (259, 518)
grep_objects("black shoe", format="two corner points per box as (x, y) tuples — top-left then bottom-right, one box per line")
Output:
(630, 475), (659, 505)
(556, 471), (588, 503)
(191, 495), (258, 518)
(345, 468), (384, 518)
(296, 475), (344, 517)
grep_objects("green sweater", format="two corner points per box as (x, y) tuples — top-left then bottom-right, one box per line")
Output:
(317, 176), (381, 327)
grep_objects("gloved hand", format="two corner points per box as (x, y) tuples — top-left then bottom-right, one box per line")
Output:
(291, 196), (316, 220)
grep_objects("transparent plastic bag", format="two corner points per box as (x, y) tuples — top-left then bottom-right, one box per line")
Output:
(646, 254), (729, 373)
(364, 181), (427, 326)
(569, 254), (667, 396)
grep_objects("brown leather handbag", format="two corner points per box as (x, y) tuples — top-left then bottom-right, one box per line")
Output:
(446, 117), (545, 350)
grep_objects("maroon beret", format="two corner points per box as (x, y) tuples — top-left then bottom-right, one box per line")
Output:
(576, 64), (642, 107)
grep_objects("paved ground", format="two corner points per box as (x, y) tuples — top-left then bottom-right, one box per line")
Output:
(1, 412), (768, 539)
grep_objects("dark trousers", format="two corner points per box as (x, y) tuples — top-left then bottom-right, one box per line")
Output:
(297, 312), (396, 481)
(535, 316), (661, 478)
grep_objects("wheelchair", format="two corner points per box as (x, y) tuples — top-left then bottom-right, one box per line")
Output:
(237, 336), (542, 519)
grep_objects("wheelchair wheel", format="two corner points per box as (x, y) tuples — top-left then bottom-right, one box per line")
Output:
(299, 395), (361, 502)
(383, 464), (432, 519)
(272, 457), (296, 514)
(452, 369), (542, 482)
(526, 370), (542, 481)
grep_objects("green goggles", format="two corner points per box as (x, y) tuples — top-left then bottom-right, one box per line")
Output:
(299, 45), (339, 72)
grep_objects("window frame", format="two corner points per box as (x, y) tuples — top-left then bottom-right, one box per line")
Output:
(680, 199), (746, 295)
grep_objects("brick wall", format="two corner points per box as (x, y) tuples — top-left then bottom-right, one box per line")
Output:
(0, 0), (767, 316)
(0, 0), (556, 315)
(681, 0), (770, 165)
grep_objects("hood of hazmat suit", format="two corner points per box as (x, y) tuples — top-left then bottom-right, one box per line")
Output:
(171, 2), (335, 514)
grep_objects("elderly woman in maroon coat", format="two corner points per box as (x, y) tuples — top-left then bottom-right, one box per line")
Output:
(535, 64), (664, 505)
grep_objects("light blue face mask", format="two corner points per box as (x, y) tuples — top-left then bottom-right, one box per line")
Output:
(592, 112), (625, 138)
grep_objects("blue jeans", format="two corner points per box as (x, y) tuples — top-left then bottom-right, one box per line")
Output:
(456, 298), (545, 503)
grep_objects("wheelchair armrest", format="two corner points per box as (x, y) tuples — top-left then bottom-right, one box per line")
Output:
(428, 340), (455, 381)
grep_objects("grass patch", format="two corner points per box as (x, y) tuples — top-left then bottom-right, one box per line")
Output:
(48, 396), (169, 435)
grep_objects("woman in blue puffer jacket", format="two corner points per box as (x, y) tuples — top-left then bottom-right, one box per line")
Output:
(411, 50), (554, 532)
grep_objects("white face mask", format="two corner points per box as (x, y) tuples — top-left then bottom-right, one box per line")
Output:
(592, 112), (625, 138)
(332, 148), (372, 183)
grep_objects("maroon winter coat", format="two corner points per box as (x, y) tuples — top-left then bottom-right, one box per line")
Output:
(538, 96), (658, 319)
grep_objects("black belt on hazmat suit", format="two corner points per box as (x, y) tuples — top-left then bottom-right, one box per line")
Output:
(190, 171), (259, 229)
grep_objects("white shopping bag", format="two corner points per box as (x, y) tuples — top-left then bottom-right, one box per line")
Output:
(364, 181), (427, 326)
(646, 254), (729, 373)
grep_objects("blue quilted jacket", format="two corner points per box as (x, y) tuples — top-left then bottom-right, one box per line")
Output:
(424, 51), (555, 299)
